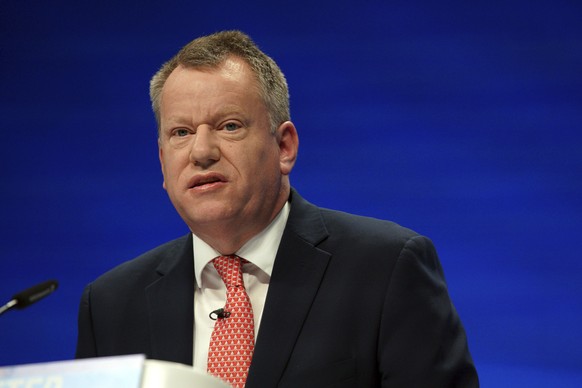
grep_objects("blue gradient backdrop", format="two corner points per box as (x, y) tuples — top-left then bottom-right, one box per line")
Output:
(1, 1), (581, 386)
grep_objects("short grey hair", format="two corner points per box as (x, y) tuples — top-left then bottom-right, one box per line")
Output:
(150, 30), (290, 135)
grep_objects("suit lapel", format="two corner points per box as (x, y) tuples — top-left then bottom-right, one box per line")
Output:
(246, 190), (331, 387)
(145, 234), (195, 365)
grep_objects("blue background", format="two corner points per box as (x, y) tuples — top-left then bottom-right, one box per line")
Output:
(1, 1), (581, 386)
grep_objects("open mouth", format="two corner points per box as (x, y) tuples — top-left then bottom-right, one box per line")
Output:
(189, 173), (226, 189)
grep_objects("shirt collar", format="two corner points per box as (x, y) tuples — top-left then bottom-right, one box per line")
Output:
(193, 201), (290, 288)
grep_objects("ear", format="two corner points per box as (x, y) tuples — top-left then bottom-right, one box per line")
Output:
(158, 139), (167, 190)
(276, 121), (299, 176)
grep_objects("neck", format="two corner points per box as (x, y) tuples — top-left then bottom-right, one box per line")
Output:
(191, 187), (290, 255)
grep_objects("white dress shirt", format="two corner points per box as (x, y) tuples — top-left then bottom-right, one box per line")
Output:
(191, 202), (290, 372)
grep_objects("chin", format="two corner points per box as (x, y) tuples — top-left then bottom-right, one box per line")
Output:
(181, 207), (238, 228)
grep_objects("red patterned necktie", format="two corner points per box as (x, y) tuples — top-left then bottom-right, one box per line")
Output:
(207, 255), (255, 388)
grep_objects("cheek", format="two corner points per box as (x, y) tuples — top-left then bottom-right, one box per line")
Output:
(160, 155), (185, 187)
(247, 147), (273, 169)
(252, 149), (282, 181)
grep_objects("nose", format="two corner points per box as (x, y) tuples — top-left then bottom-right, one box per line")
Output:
(189, 126), (220, 168)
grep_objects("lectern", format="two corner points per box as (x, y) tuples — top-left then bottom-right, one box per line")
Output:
(0, 354), (230, 387)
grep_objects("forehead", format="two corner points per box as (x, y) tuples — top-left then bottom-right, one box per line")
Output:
(166, 58), (258, 92)
(159, 59), (266, 124)
(161, 59), (263, 112)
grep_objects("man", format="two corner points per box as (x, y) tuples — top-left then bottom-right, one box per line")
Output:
(76, 30), (478, 387)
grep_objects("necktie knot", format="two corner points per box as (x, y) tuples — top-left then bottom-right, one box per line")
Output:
(212, 255), (247, 288)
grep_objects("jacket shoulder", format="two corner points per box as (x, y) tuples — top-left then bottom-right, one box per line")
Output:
(90, 233), (191, 292)
(318, 206), (423, 250)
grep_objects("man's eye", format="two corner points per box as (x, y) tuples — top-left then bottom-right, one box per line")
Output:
(224, 122), (240, 132)
(174, 129), (189, 137)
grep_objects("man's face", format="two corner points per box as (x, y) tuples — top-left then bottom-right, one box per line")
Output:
(158, 58), (296, 248)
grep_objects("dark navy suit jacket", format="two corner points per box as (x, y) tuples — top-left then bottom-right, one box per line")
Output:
(76, 189), (478, 387)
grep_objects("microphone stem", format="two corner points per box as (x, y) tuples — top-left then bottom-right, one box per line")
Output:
(0, 299), (17, 316)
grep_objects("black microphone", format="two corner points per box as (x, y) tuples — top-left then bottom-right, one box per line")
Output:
(0, 279), (59, 316)
(209, 308), (231, 320)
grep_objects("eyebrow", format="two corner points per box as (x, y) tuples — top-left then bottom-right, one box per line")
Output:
(162, 105), (248, 128)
